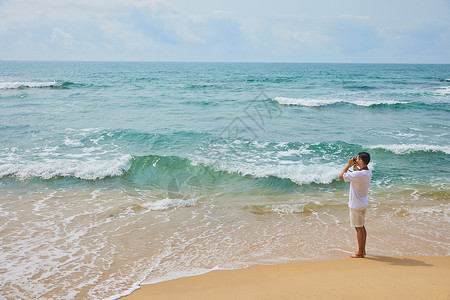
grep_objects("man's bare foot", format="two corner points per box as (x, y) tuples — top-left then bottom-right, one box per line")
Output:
(349, 253), (364, 258)
(354, 250), (366, 255)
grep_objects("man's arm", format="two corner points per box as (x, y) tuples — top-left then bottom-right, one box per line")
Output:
(339, 158), (354, 180)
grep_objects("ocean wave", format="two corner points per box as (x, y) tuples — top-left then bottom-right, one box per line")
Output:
(245, 203), (308, 214)
(2, 138), (445, 185)
(222, 162), (340, 185)
(0, 154), (132, 180)
(189, 139), (449, 188)
(0, 151), (211, 183)
(189, 140), (371, 186)
(272, 97), (410, 107)
(0, 126), (212, 182)
(435, 86), (450, 95)
(143, 197), (198, 211)
(0, 145), (342, 186)
(246, 76), (302, 83)
(343, 85), (378, 90)
(367, 144), (450, 155)
(0, 81), (73, 90)
(244, 201), (345, 214)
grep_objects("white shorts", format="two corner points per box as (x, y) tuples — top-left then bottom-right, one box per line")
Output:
(349, 208), (366, 227)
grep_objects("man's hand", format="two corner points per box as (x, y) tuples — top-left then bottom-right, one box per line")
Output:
(339, 158), (354, 180)
(351, 157), (360, 170)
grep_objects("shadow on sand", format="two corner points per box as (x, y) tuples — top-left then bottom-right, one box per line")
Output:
(365, 255), (433, 267)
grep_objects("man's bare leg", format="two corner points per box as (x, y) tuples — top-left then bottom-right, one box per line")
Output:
(350, 226), (366, 258)
(353, 225), (367, 255)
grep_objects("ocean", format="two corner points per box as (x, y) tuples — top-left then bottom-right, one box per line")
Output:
(0, 61), (449, 299)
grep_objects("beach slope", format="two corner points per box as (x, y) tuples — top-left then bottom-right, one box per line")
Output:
(123, 256), (449, 300)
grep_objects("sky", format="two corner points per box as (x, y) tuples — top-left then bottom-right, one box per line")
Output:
(0, 0), (449, 63)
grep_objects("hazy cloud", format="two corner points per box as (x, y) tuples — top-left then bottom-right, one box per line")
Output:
(0, 0), (449, 62)
(51, 28), (76, 49)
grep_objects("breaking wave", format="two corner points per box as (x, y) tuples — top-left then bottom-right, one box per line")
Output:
(367, 144), (450, 155)
(0, 81), (74, 90)
(272, 97), (410, 107)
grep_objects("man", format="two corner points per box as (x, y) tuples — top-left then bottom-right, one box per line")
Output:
(339, 152), (372, 258)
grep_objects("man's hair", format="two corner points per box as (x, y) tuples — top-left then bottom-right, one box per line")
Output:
(358, 152), (370, 165)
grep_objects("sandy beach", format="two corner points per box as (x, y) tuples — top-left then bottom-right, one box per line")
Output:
(1, 62), (449, 299)
(123, 256), (450, 300)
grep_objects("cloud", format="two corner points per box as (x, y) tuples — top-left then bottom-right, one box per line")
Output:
(377, 18), (450, 62)
(397, 19), (450, 51)
(238, 14), (332, 60)
(51, 28), (76, 49)
(0, 0), (449, 62)
(193, 16), (244, 45)
(131, 10), (182, 45)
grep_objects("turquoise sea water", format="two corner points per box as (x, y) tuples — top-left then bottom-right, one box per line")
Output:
(1, 62), (449, 299)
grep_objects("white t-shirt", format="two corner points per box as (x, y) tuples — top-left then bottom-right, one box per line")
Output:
(343, 169), (372, 210)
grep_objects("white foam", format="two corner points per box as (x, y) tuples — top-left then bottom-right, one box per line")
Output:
(143, 197), (197, 211)
(265, 203), (307, 214)
(192, 155), (341, 185)
(101, 248), (176, 300)
(193, 139), (344, 185)
(0, 81), (59, 89)
(250, 141), (270, 149)
(273, 97), (409, 107)
(273, 142), (289, 149)
(368, 144), (450, 155)
(0, 154), (132, 180)
(276, 147), (312, 158)
(273, 97), (342, 106)
(435, 86), (450, 95)
(64, 137), (83, 147)
(143, 266), (224, 285)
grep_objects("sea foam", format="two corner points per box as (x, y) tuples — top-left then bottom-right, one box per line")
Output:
(0, 81), (60, 89)
(273, 97), (409, 107)
(143, 197), (197, 211)
(0, 154), (132, 180)
(435, 86), (450, 95)
(368, 144), (450, 155)
(192, 156), (341, 185)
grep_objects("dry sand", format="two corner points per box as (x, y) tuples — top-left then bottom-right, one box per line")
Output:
(122, 256), (449, 300)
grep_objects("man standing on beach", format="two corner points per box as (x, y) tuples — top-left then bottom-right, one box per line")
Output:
(339, 152), (372, 258)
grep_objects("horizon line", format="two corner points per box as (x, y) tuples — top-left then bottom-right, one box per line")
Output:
(1, 59), (450, 65)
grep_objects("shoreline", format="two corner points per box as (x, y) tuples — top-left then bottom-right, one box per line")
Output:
(121, 255), (450, 300)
